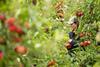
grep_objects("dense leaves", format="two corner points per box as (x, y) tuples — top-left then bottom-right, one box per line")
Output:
(0, 0), (100, 67)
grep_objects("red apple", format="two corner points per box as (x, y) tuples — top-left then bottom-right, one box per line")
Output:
(16, 28), (25, 35)
(0, 15), (6, 22)
(0, 51), (3, 60)
(76, 11), (84, 17)
(65, 43), (72, 49)
(87, 40), (91, 45)
(15, 45), (27, 55)
(47, 59), (56, 67)
(84, 40), (91, 46)
(84, 41), (88, 46)
(9, 25), (17, 32)
(6, 17), (15, 25)
(79, 32), (85, 37)
(80, 42), (85, 47)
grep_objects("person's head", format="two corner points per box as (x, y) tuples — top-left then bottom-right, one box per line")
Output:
(68, 16), (79, 31)
(71, 22), (78, 31)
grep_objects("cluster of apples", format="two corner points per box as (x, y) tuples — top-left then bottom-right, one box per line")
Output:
(80, 40), (91, 47)
(79, 32), (91, 47)
(65, 32), (91, 50)
(0, 15), (25, 35)
(54, 1), (64, 22)
(6, 18), (25, 35)
(0, 15), (25, 42)
(0, 14), (28, 56)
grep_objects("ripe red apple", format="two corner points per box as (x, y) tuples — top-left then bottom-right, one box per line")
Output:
(84, 41), (89, 46)
(80, 42), (85, 47)
(65, 43), (72, 49)
(76, 11), (84, 17)
(0, 15), (6, 22)
(80, 40), (91, 47)
(0, 51), (3, 60)
(87, 40), (91, 45)
(47, 59), (56, 67)
(15, 45), (27, 55)
(9, 25), (17, 32)
(6, 17), (15, 25)
(16, 28), (25, 35)
(84, 40), (91, 46)
(79, 32), (85, 37)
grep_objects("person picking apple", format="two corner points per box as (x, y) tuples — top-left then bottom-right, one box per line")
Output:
(67, 16), (79, 48)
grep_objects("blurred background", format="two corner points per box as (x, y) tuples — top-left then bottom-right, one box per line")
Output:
(0, 0), (100, 67)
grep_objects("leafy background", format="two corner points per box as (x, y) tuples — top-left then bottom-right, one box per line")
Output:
(0, 0), (100, 67)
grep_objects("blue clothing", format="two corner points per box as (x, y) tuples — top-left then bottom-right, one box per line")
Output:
(68, 32), (75, 39)
(68, 32), (76, 48)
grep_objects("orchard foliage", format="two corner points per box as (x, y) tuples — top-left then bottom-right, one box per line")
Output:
(0, 0), (100, 67)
